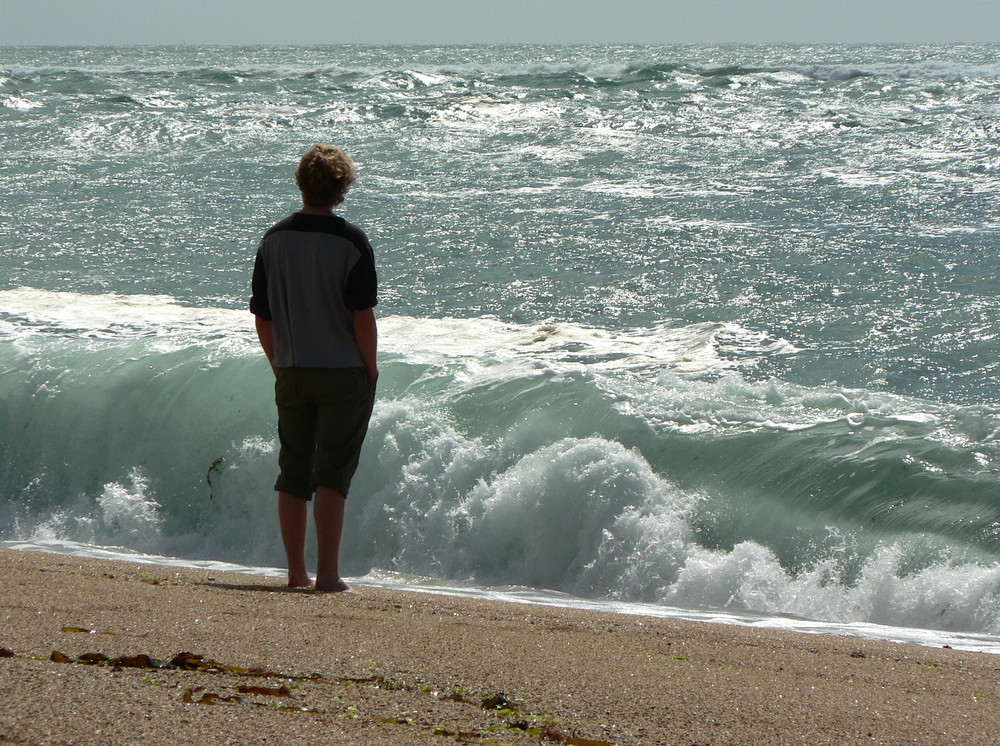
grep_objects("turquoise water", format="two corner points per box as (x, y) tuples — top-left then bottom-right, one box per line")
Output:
(3, 45), (1000, 650)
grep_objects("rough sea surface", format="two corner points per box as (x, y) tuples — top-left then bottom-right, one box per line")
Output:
(3, 44), (1000, 650)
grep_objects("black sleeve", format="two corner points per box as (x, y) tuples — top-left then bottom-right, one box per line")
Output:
(344, 239), (378, 311)
(249, 251), (272, 319)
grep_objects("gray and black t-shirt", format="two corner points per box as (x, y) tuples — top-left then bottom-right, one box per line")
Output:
(250, 212), (377, 369)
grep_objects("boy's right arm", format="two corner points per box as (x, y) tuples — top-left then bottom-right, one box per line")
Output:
(255, 315), (277, 375)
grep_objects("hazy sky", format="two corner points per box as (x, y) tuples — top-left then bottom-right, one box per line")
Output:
(2, 0), (1000, 46)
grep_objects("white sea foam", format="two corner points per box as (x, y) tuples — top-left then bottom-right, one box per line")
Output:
(380, 314), (770, 373)
(1, 95), (41, 110)
(28, 469), (163, 551)
(0, 287), (250, 336)
(0, 288), (797, 376)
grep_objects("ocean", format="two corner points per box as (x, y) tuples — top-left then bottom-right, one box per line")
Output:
(2, 44), (1000, 652)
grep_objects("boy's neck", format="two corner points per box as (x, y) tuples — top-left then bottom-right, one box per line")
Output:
(300, 203), (335, 215)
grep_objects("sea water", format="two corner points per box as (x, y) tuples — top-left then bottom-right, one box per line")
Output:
(3, 44), (1000, 652)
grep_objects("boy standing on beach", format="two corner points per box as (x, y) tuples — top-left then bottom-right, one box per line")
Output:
(249, 144), (378, 592)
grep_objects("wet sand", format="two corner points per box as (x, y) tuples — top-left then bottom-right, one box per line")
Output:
(0, 548), (997, 745)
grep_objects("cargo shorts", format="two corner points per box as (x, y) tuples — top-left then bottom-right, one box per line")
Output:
(273, 366), (375, 500)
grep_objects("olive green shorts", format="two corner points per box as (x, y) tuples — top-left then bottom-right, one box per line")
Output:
(273, 366), (375, 500)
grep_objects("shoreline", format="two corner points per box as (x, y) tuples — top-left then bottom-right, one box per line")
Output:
(1, 548), (997, 745)
(9, 541), (998, 656)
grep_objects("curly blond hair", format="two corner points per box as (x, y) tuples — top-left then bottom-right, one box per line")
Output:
(295, 144), (357, 207)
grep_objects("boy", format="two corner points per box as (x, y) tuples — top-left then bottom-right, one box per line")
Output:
(250, 144), (378, 592)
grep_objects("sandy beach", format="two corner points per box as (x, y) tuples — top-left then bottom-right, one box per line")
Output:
(0, 548), (997, 745)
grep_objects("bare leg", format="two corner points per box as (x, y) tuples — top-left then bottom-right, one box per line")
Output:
(278, 491), (312, 588)
(313, 484), (350, 592)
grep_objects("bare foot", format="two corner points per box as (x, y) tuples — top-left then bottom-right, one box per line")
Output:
(315, 578), (354, 593)
(287, 575), (313, 589)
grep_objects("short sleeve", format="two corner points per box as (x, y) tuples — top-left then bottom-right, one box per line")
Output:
(344, 240), (378, 310)
(249, 251), (272, 319)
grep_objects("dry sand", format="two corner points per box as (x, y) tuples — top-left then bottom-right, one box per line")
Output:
(0, 548), (997, 745)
